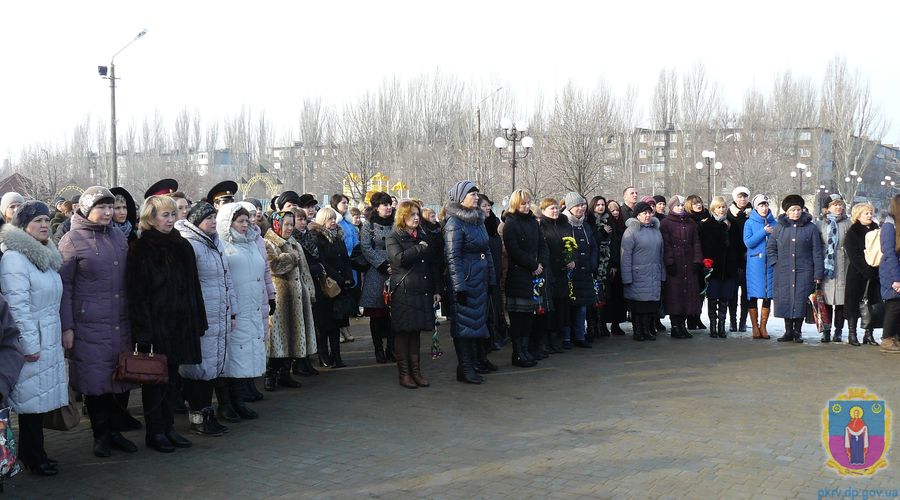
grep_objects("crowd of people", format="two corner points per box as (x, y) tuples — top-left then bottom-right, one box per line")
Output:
(0, 178), (898, 478)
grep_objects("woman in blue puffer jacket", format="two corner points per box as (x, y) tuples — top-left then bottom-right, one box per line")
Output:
(743, 194), (776, 339)
(878, 195), (900, 353)
(443, 180), (495, 385)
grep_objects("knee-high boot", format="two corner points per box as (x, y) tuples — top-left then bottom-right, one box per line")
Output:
(371, 319), (385, 363)
(748, 306), (760, 338)
(455, 338), (482, 384)
(408, 333), (429, 387)
(716, 300), (727, 338)
(393, 333), (416, 389)
(758, 305), (771, 339)
(214, 379), (240, 423)
(832, 306), (845, 342)
(777, 318), (794, 342)
(330, 331), (347, 368)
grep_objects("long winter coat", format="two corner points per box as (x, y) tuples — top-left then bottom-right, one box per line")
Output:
(443, 203), (495, 339)
(502, 210), (547, 299)
(359, 213), (395, 309)
(564, 211), (598, 306)
(540, 215), (573, 300)
(58, 213), (135, 395)
(250, 224), (275, 319)
(843, 221), (881, 319)
(0, 294), (23, 403)
(176, 220), (235, 381)
(217, 204), (267, 378)
(744, 209), (776, 299)
(728, 203), (753, 281)
(264, 228), (317, 358)
(309, 223), (353, 333)
(817, 214), (851, 305)
(767, 212), (824, 319)
(127, 227), (207, 365)
(0, 225), (67, 414)
(699, 216), (738, 300)
(621, 217), (666, 302)
(880, 216), (900, 302)
(386, 228), (440, 333)
(660, 211), (703, 315)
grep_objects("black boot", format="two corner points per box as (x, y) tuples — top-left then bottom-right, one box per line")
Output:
(717, 301), (728, 338)
(330, 334), (347, 368)
(832, 307), (844, 343)
(372, 325), (386, 363)
(793, 318), (805, 343)
(631, 314), (645, 341)
(229, 379), (259, 420)
(455, 339), (483, 384)
(292, 356), (313, 376)
(164, 428), (192, 448)
(476, 340), (498, 372)
(529, 327), (548, 359)
(832, 329), (843, 343)
(821, 330), (832, 343)
(245, 378), (264, 402)
(384, 331), (397, 363)
(863, 329), (879, 346)
(108, 431), (138, 452)
(264, 363), (278, 392)
(277, 360), (303, 388)
(215, 380), (241, 423)
(642, 314), (657, 341)
(511, 333), (537, 367)
(318, 331), (332, 367)
(687, 315), (706, 330)
(777, 319), (794, 342)
(655, 319), (667, 332)
(304, 356), (320, 375)
(190, 407), (225, 437)
(546, 329), (564, 353)
(709, 315), (718, 338)
(738, 306), (748, 332)
(86, 397), (112, 457)
(611, 322), (626, 336)
(848, 325), (861, 346)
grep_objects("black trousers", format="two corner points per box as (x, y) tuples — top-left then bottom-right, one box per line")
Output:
(183, 378), (214, 410)
(17, 413), (47, 466)
(142, 364), (180, 435)
(84, 392), (133, 437)
(883, 299), (900, 340)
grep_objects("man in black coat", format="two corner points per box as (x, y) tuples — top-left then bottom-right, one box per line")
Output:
(727, 186), (752, 332)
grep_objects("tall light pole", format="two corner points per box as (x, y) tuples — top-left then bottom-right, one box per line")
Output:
(790, 162), (812, 194)
(98, 29), (148, 187)
(880, 175), (896, 208)
(494, 118), (534, 192)
(843, 169), (863, 201)
(695, 150), (721, 201)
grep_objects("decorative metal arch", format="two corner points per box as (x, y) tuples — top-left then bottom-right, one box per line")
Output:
(54, 184), (85, 199)
(239, 174), (279, 198)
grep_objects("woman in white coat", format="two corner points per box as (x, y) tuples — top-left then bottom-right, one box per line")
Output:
(217, 203), (267, 420)
(0, 201), (67, 476)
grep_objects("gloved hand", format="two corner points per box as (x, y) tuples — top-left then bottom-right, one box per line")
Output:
(377, 262), (390, 274)
(455, 291), (468, 306)
(666, 264), (676, 277)
(268, 299), (277, 316)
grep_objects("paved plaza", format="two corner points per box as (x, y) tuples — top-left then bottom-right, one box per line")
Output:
(4, 317), (899, 499)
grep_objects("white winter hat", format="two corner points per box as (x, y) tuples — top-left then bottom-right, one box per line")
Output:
(732, 186), (750, 199)
(0, 192), (25, 216)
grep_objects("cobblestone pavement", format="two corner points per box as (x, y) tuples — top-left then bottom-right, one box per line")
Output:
(4, 316), (898, 499)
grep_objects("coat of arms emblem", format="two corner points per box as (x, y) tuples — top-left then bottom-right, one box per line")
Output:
(823, 387), (891, 476)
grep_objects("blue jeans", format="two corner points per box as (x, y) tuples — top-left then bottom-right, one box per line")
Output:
(562, 306), (587, 341)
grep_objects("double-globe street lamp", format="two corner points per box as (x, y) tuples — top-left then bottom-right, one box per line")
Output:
(494, 118), (534, 192)
(98, 29), (148, 188)
(791, 162), (812, 193)
(695, 150), (722, 201)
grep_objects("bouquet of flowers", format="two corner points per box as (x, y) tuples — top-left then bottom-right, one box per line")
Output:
(700, 258), (714, 297)
(532, 277), (546, 315)
(562, 236), (578, 300)
(593, 278), (605, 309)
(430, 303), (443, 359)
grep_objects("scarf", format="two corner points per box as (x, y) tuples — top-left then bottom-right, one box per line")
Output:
(824, 214), (839, 279)
(713, 213), (727, 223)
(564, 210), (584, 227)
(296, 229), (319, 259)
(114, 220), (133, 239)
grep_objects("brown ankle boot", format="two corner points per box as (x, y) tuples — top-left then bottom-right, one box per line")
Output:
(758, 307), (771, 339)
(748, 308), (760, 338)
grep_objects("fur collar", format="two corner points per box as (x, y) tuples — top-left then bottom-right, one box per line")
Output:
(308, 222), (344, 243)
(0, 225), (62, 272)
(850, 220), (879, 235)
(626, 216), (660, 230)
(264, 227), (293, 248)
(445, 203), (485, 226)
(729, 203), (752, 219)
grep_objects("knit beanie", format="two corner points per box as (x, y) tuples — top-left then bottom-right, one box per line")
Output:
(751, 194), (769, 208)
(668, 195), (686, 210)
(79, 186), (115, 216)
(448, 181), (478, 203)
(11, 200), (50, 228)
(564, 192), (587, 208)
(187, 202), (217, 227)
(0, 192), (25, 216)
(652, 195), (667, 205)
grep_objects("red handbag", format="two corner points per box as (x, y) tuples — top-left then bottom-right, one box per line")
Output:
(115, 344), (168, 385)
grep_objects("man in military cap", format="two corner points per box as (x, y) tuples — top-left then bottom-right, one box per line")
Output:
(207, 180), (239, 209)
(144, 178), (179, 200)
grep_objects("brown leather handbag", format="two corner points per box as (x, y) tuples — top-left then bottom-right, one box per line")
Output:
(43, 386), (81, 431)
(115, 344), (168, 385)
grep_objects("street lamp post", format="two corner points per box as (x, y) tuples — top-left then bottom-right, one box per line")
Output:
(790, 162), (812, 194)
(880, 175), (896, 207)
(694, 150), (721, 201)
(494, 118), (534, 192)
(843, 169), (863, 201)
(98, 29), (148, 188)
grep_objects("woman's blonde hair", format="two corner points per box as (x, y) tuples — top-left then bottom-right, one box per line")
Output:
(508, 189), (532, 212)
(850, 202), (875, 224)
(394, 200), (420, 231)
(138, 195), (177, 231)
(421, 207), (435, 221)
(708, 196), (727, 214)
(314, 206), (338, 226)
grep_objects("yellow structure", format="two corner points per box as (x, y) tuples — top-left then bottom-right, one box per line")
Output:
(343, 172), (412, 205)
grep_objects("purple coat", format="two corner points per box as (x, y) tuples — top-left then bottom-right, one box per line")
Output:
(58, 213), (135, 396)
(660, 211), (703, 316)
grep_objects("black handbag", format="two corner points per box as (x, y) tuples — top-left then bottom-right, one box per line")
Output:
(860, 281), (885, 330)
(350, 244), (370, 272)
(332, 292), (357, 320)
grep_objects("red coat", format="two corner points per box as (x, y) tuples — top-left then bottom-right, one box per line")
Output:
(660, 211), (703, 316)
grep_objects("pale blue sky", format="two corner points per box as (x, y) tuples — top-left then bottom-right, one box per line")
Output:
(2, 0), (897, 161)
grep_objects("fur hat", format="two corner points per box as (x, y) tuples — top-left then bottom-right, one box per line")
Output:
(633, 201), (653, 216)
(732, 186), (750, 200)
(0, 192), (25, 216)
(781, 194), (805, 212)
(653, 195), (667, 205)
(79, 186), (115, 216)
(564, 192), (587, 208)
(276, 190), (302, 210)
(11, 200), (50, 228)
(668, 195), (686, 210)
(751, 194), (769, 208)
(448, 181), (478, 203)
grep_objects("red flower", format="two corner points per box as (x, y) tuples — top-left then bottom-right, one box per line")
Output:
(703, 258), (714, 269)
